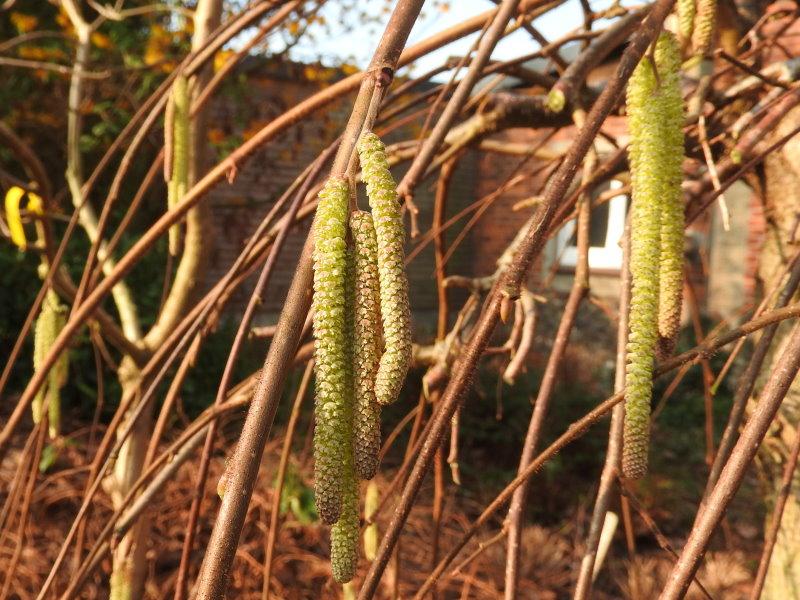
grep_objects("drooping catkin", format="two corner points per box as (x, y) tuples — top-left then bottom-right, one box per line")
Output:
(656, 58), (686, 361)
(624, 32), (683, 479)
(331, 242), (359, 583)
(691, 0), (716, 57)
(312, 177), (351, 524)
(676, 0), (695, 49)
(357, 132), (412, 407)
(350, 210), (382, 480)
(33, 289), (68, 438)
(167, 75), (190, 256)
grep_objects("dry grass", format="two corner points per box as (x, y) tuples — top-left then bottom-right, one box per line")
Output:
(0, 419), (757, 599)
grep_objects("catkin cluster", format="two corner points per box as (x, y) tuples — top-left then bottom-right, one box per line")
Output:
(33, 289), (69, 439)
(624, 32), (685, 480)
(311, 132), (413, 582)
(167, 75), (190, 256)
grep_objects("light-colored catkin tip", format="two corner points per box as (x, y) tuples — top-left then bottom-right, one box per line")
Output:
(350, 211), (382, 480)
(363, 480), (379, 561)
(623, 32), (683, 480)
(357, 132), (412, 407)
(168, 75), (190, 256)
(312, 177), (351, 524)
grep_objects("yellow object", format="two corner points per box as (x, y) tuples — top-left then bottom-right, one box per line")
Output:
(5, 186), (43, 250)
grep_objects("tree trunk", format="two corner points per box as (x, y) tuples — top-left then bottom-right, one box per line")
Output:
(758, 104), (800, 599)
(107, 2), (221, 597)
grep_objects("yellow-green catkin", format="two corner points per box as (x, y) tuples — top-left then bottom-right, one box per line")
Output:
(677, 0), (696, 50)
(350, 211), (382, 480)
(312, 177), (351, 524)
(33, 289), (68, 438)
(357, 132), (412, 407)
(167, 75), (190, 256)
(656, 48), (686, 361)
(624, 33), (683, 479)
(691, 0), (716, 57)
(363, 480), (379, 561)
(330, 456), (359, 583)
(331, 243), (359, 583)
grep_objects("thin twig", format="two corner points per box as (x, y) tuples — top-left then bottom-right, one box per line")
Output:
(750, 422), (800, 599)
(360, 3), (677, 596)
(660, 323), (800, 598)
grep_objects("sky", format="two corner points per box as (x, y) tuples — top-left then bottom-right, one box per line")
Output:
(276, 0), (623, 79)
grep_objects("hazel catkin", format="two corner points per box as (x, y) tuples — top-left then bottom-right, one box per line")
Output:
(167, 75), (190, 256)
(356, 132), (412, 407)
(312, 177), (351, 524)
(691, 0), (717, 57)
(350, 210), (382, 480)
(331, 240), (359, 583)
(656, 49), (686, 361)
(33, 289), (69, 438)
(623, 32), (683, 479)
(676, 0), (695, 49)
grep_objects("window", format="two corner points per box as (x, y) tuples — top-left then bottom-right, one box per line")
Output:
(556, 179), (627, 271)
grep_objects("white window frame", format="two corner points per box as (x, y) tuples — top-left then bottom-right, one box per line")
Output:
(556, 179), (627, 271)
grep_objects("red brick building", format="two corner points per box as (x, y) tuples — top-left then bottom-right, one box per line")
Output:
(205, 20), (797, 342)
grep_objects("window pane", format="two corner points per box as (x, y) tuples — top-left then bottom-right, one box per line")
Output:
(589, 199), (610, 248)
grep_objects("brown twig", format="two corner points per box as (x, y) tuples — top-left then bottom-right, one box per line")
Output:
(262, 361), (314, 600)
(618, 478), (714, 600)
(359, 2), (676, 596)
(504, 136), (594, 600)
(704, 253), (800, 497)
(573, 219), (630, 599)
(396, 0), (525, 200)
(192, 3), (426, 596)
(660, 322), (800, 599)
(750, 421), (800, 599)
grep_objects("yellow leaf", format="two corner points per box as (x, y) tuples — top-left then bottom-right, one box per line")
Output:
(27, 192), (44, 216)
(242, 120), (268, 141)
(91, 32), (113, 50)
(207, 128), (226, 144)
(18, 46), (66, 61)
(4, 186), (27, 250)
(144, 45), (165, 66)
(214, 50), (235, 72)
(341, 63), (359, 76)
(55, 8), (73, 35)
(10, 12), (38, 33)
